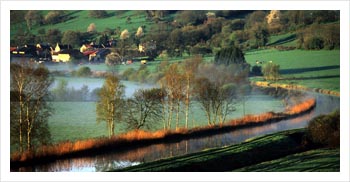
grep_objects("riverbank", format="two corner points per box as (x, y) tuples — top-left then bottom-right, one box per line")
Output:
(251, 81), (340, 97)
(115, 129), (339, 172)
(10, 95), (316, 169)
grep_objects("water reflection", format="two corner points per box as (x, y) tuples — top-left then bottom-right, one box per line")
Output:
(13, 93), (339, 172)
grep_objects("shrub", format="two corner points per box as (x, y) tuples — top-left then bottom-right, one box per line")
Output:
(262, 62), (280, 81)
(307, 110), (340, 148)
(251, 65), (262, 76)
(44, 11), (61, 25)
(122, 67), (135, 80)
(76, 66), (92, 77)
(304, 37), (324, 50)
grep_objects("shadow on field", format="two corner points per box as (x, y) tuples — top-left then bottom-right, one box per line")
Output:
(280, 65), (339, 75)
(281, 75), (340, 80)
(267, 34), (297, 46)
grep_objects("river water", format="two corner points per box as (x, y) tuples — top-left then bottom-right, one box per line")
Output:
(13, 92), (339, 172)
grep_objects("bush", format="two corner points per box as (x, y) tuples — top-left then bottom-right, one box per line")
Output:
(307, 110), (340, 148)
(304, 37), (324, 50)
(122, 67), (135, 80)
(262, 62), (280, 81)
(251, 65), (262, 76)
(75, 66), (92, 77)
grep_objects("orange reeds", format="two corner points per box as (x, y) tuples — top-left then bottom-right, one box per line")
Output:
(117, 130), (168, 141)
(285, 98), (316, 115)
(229, 112), (277, 126)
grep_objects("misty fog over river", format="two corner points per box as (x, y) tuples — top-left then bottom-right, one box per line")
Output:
(50, 76), (155, 98)
(13, 91), (339, 172)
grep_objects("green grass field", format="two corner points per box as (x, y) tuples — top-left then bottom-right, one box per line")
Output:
(11, 10), (153, 38)
(48, 92), (284, 143)
(115, 129), (339, 172)
(245, 49), (340, 92)
(234, 148), (340, 172)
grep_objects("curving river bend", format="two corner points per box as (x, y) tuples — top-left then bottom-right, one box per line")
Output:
(14, 92), (339, 172)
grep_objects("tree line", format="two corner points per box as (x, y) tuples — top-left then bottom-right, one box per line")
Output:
(11, 10), (340, 56)
(11, 45), (277, 153)
(96, 52), (250, 137)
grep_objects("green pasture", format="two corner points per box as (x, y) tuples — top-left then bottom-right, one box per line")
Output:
(48, 93), (284, 143)
(245, 49), (340, 92)
(12, 10), (153, 38)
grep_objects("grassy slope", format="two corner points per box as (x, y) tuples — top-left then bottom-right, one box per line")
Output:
(116, 129), (339, 172)
(12, 10), (153, 38)
(245, 49), (340, 92)
(234, 148), (340, 172)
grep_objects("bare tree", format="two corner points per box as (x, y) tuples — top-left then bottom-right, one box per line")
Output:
(11, 61), (53, 152)
(124, 88), (165, 130)
(181, 56), (202, 128)
(159, 63), (185, 130)
(96, 75), (125, 137)
(194, 77), (237, 126)
(194, 63), (249, 126)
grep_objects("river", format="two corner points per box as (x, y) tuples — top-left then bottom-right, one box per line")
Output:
(13, 92), (339, 172)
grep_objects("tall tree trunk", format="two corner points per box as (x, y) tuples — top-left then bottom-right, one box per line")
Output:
(176, 101), (180, 130)
(17, 82), (24, 153)
(162, 101), (166, 130)
(19, 98), (23, 153)
(111, 120), (114, 137)
(205, 109), (211, 126)
(27, 125), (31, 151)
(167, 100), (173, 129)
(110, 103), (115, 137)
(185, 77), (190, 128)
(26, 105), (31, 151)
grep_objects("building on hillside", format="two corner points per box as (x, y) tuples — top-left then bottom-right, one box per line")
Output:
(53, 43), (72, 54)
(51, 43), (77, 62)
(82, 50), (98, 61)
(91, 48), (111, 63)
(11, 44), (37, 57)
(80, 44), (90, 53)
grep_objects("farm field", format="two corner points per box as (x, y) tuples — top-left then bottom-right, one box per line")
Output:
(245, 49), (340, 92)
